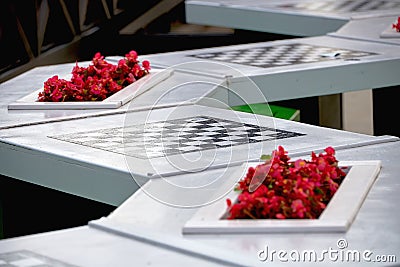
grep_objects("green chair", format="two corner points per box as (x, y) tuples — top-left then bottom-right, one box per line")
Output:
(231, 103), (300, 121)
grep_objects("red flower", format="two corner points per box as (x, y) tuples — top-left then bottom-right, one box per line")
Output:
(90, 84), (102, 96)
(225, 146), (347, 220)
(276, 213), (285, 219)
(51, 89), (63, 102)
(125, 50), (138, 61)
(142, 60), (151, 71)
(38, 50), (151, 102)
(291, 199), (307, 218)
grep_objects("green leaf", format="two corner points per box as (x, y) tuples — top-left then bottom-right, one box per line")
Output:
(260, 154), (272, 161)
(314, 187), (323, 194)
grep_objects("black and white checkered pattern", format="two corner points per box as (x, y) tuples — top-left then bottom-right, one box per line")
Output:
(0, 250), (77, 267)
(50, 116), (305, 159)
(279, 0), (400, 13)
(189, 43), (375, 68)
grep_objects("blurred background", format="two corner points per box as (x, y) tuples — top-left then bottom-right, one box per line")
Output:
(0, 0), (293, 83)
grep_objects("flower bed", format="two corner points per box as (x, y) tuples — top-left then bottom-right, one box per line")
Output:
(38, 50), (150, 102)
(225, 146), (347, 220)
(8, 50), (173, 110)
(183, 146), (381, 234)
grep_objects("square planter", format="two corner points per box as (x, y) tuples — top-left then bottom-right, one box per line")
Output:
(183, 160), (381, 234)
(380, 24), (400, 38)
(8, 69), (173, 110)
(380, 17), (400, 38)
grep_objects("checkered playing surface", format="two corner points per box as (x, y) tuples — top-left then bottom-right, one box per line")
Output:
(0, 250), (78, 267)
(278, 0), (400, 13)
(50, 116), (305, 159)
(188, 43), (376, 68)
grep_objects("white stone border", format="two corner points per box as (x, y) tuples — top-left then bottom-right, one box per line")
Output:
(8, 69), (173, 110)
(380, 23), (400, 38)
(183, 160), (381, 234)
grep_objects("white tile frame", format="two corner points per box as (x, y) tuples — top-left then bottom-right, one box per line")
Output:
(183, 160), (381, 234)
(7, 69), (173, 110)
(380, 24), (400, 38)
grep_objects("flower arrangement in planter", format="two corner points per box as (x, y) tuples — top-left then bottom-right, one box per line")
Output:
(225, 146), (347, 220)
(38, 50), (151, 102)
(183, 146), (381, 234)
(392, 16), (400, 32)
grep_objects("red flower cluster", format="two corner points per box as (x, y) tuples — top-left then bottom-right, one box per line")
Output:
(226, 146), (347, 220)
(393, 16), (400, 32)
(38, 50), (151, 102)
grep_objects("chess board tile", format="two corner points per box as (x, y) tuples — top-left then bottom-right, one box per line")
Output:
(49, 116), (305, 159)
(0, 250), (77, 267)
(188, 43), (376, 68)
(279, 0), (400, 13)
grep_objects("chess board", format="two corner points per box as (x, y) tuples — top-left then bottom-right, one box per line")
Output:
(50, 116), (305, 159)
(0, 250), (77, 267)
(278, 0), (400, 13)
(188, 43), (376, 68)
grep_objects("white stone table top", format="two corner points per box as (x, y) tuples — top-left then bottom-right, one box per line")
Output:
(1, 104), (397, 206)
(143, 36), (400, 104)
(185, 0), (400, 36)
(96, 139), (400, 266)
(329, 15), (400, 46)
